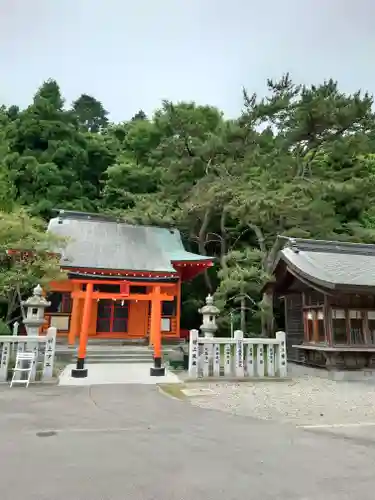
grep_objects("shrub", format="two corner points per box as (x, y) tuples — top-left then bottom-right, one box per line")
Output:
(0, 319), (11, 336)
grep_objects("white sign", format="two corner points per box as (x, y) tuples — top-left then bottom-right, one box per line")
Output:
(30, 342), (39, 381)
(267, 345), (275, 377)
(213, 343), (220, 377)
(247, 345), (254, 376)
(234, 330), (244, 377)
(224, 344), (231, 376)
(42, 327), (56, 379)
(188, 329), (199, 378)
(203, 345), (210, 377)
(257, 344), (265, 377)
(0, 342), (10, 381)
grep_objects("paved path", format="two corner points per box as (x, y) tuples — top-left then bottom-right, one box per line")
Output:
(1, 384), (375, 499)
(59, 363), (180, 385)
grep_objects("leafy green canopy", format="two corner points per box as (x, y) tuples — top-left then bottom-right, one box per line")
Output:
(1, 75), (375, 333)
(0, 209), (65, 323)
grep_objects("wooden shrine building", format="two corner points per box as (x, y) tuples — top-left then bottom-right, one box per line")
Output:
(265, 237), (375, 370)
(45, 210), (213, 377)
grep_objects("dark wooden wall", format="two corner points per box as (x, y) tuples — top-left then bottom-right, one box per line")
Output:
(285, 293), (304, 361)
(304, 290), (324, 306)
(329, 294), (375, 309)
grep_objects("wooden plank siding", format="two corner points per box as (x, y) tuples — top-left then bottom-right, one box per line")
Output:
(284, 293), (304, 361)
(147, 311), (178, 337)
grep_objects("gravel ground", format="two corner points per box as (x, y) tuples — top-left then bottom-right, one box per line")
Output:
(188, 375), (375, 426)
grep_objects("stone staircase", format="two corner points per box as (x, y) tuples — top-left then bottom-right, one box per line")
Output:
(85, 346), (153, 364)
(55, 338), (185, 365)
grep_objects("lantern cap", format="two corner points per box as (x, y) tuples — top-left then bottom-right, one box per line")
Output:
(22, 284), (51, 308)
(198, 294), (220, 315)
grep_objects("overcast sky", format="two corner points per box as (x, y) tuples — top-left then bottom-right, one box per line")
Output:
(1, 0), (374, 122)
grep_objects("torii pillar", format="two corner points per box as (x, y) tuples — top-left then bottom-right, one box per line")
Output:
(71, 281), (93, 378)
(150, 285), (165, 376)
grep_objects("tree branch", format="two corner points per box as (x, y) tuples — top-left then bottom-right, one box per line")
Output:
(16, 284), (26, 320)
(220, 208), (228, 270)
(265, 236), (285, 273)
(6, 290), (17, 322)
(206, 232), (223, 242)
(183, 136), (194, 157)
(230, 227), (252, 251)
(198, 209), (213, 292)
(247, 223), (266, 254)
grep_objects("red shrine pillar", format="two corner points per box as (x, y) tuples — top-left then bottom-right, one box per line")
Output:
(150, 285), (165, 376)
(71, 281), (93, 378)
(68, 283), (81, 346)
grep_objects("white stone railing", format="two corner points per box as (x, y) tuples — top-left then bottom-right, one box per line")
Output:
(188, 329), (287, 379)
(0, 326), (57, 383)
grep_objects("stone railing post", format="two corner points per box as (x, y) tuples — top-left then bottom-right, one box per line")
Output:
(188, 329), (199, 378)
(276, 331), (287, 377)
(12, 321), (19, 337)
(42, 327), (57, 380)
(0, 341), (10, 382)
(234, 330), (244, 377)
(11, 321), (19, 356)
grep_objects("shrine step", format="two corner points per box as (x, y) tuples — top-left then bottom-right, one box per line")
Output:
(55, 344), (183, 365)
(56, 346), (155, 364)
(55, 339), (148, 347)
(87, 339), (149, 347)
(56, 338), (186, 347)
(85, 353), (153, 364)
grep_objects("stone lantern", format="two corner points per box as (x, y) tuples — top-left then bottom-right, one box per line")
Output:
(199, 294), (220, 338)
(22, 284), (50, 336)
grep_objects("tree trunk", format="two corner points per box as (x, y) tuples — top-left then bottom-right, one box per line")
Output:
(198, 209), (212, 292)
(219, 208), (227, 270)
(261, 291), (274, 337)
(16, 285), (26, 320)
(248, 225), (286, 337)
(240, 295), (246, 334)
(248, 223), (275, 336)
(6, 290), (17, 324)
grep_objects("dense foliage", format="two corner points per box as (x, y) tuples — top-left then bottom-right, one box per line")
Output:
(0, 208), (66, 323)
(2, 76), (375, 333)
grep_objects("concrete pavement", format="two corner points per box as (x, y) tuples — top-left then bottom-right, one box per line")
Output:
(0, 384), (375, 499)
(58, 362), (180, 385)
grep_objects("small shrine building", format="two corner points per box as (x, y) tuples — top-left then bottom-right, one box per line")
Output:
(45, 210), (213, 348)
(265, 237), (375, 370)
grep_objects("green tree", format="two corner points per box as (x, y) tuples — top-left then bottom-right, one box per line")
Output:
(131, 110), (147, 121)
(72, 94), (109, 132)
(0, 208), (66, 323)
(125, 78), (375, 335)
(221, 75), (375, 333)
(3, 74), (375, 338)
(3, 80), (115, 218)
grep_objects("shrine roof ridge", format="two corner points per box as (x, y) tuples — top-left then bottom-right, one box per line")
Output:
(53, 209), (179, 232)
(282, 236), (375, 256)
(48, 210), (212, 273)
(274, 236), (375, 290)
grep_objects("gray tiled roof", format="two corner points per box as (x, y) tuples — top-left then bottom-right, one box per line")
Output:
(48, 211), (211, 272)
(279, 237), (375, 289)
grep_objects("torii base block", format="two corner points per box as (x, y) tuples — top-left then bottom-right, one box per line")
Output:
(150, 357), (165, 377)
(71, 358), (88, 378)
(71, 368), (88, 378)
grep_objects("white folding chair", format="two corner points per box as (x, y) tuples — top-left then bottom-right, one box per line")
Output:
(10, 352), (35, 388)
